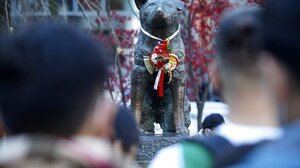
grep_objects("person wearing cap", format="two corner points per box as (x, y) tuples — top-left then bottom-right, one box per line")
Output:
(81, 101), (140, 168)
(112, 106), (139, 168)
(201, 113), (225, 136)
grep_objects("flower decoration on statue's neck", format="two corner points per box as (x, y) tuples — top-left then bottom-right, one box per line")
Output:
(141, 25), (181, 97)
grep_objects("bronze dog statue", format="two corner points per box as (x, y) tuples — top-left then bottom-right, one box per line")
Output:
(131, 0), (190, 135)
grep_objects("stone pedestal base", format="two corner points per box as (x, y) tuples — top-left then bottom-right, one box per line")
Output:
(137, 134), (187, 167)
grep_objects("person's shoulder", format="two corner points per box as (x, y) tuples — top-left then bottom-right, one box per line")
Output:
(186, 134), (234, 158)
(181, 141), (214, 168)
(0, 135), (116, 168)
(230, 123), (300, 167)
(149, 136), (217, 168)
(149, 144), (183, 168)
(229, 143), (300, 168)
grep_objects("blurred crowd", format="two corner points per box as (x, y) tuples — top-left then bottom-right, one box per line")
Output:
(1, 0), (300, 167)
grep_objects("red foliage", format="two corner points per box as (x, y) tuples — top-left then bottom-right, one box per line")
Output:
(96, 0), (261, 104)
(94, 12), (138, 105)
(182, 0), (232, 100)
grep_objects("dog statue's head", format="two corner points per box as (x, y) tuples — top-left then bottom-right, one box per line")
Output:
(135, 0), (184, 30)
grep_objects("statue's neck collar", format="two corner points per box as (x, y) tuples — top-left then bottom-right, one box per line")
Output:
(140, 25), (181, 42)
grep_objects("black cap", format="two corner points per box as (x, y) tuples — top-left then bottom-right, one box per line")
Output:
(114, 106), (139, 153)
(202, 113), (225, 129)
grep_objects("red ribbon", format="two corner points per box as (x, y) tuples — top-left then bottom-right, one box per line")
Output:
(158, 70), (165, 97)
(150, 41), (170, 97)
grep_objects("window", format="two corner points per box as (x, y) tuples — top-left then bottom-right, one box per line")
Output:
(55, 0), (124, 13)
(54, 0), (100, 12)
(78, 0), (100, 11)
(65, 0), (74, 10)
(53, 0), (73, 11)
(109, 0), (124, 10)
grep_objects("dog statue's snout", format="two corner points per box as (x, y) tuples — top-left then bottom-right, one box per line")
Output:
(156, 7), (166, 17)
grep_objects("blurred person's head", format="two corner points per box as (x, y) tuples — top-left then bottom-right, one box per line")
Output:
(214, 7), (278, 126)
(113, 106), (139, 160)
(259, 0), (300, 124)
(0, 23), (109, 137)
(201, 113), (225, 136)
(79, 98), (117, 140)
(80, 103), (139, 167)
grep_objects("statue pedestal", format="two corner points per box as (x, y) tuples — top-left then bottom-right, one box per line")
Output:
(137, 134), (187, 167)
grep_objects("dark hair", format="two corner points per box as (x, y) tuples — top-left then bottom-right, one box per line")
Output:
(216, 7), (262, 77)
(262, 0), (300, 84)
(202, 113), (225, 129)
(0, 23), (109, 136)
(114, 106), (139, 153)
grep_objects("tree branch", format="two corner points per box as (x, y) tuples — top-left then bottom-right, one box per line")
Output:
(5, 0), (10, 29)
(126, 0), (139, 19)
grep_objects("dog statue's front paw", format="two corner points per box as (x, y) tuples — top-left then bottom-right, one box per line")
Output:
(176, 127), (190, 136)
(139, 127), (154, 135)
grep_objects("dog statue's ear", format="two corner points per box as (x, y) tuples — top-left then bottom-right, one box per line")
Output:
(176, 0), (185, 12)
(135, 0), (147, 9)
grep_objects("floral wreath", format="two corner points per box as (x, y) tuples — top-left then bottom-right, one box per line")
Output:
(142, 26), (181, 97)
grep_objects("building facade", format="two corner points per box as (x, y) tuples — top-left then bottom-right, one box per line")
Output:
(10, 0), (139, 30)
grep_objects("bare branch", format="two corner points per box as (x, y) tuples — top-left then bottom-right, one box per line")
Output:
(77, 0), (93, 34)
(61, 0), (68, 22)
(40, 0), (52, 19)
(5, 0), (10, 29)
(8, 1), (26, 26)
(126, 0), (139, 19)
(104, 0), (127, 107)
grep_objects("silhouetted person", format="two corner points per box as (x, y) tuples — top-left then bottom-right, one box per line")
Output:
(0, 23), (115, 168)
(112, 106), (139, 168)
(81, 100), (139, 168)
